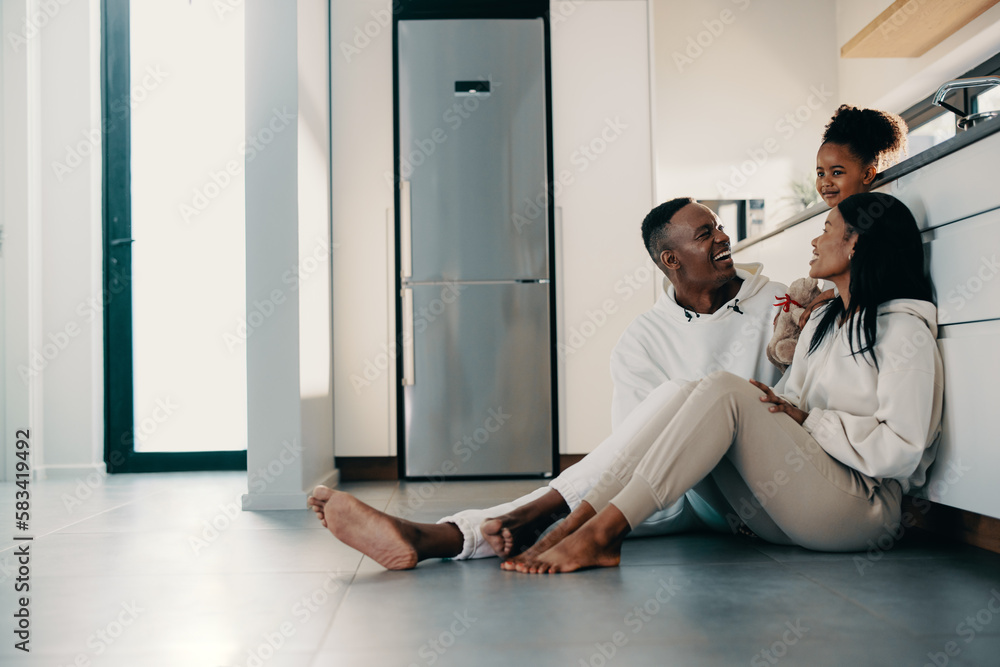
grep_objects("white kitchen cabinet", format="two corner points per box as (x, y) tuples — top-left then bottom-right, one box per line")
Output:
(925, 320), (1000, 519)
(330, 1), (396, 457)
(550, 0), (656, 454)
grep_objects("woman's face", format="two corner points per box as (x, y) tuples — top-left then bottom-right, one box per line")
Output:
(809, 206), (857, 281)
(816, 142), (875, 207)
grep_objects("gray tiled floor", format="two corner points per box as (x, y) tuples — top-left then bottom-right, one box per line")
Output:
(2, 472), (999, 666)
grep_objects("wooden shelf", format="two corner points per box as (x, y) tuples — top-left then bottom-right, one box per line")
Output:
(841, 0), (999, 58)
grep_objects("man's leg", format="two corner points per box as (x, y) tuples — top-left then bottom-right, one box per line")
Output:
(451, 379), (698, 560)
(308, 486), (465, 570)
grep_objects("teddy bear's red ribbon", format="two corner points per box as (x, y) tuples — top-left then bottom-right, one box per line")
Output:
(773, 294), (801, 313)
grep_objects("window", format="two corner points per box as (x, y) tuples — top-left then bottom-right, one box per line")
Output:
(901, 52), (1000, 160)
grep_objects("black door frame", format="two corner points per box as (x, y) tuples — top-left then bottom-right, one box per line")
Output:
(101, 0), (246, 473)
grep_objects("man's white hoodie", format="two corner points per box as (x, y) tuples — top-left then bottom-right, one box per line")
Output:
(610, 262), (788, 427)
(780, 298), (944, 494)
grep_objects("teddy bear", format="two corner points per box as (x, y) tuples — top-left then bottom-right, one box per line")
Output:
(766, 277), (823, 372)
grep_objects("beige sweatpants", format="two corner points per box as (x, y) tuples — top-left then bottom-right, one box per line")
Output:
(583, 371), (903, 551)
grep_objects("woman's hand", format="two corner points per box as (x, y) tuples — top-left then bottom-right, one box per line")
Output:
(748, 379), (807, 425)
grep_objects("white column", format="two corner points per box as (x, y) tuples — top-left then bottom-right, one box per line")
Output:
(2, 0), (45, 483)
(243, 1), (335, 509)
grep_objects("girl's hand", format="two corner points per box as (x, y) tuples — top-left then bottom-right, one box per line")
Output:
(748, 379), (807, 425)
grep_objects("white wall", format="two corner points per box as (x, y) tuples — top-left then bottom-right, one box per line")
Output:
(651, 0), (841, 229)
(836, 0), (1000, 114)
(552, 0), (656, 455)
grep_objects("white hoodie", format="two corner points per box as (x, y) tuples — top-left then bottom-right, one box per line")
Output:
(780, 299), (944, 494)
(610, 262), (788, 427)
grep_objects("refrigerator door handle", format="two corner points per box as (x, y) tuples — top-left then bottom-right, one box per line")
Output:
(400, 180), (413, 281)
(401, 287), (416, 386)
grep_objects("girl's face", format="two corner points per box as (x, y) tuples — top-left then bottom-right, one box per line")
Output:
(815, 142), (876, 208)
(809, 206), (857, 282)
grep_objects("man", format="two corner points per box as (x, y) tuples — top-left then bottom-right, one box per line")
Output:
(308, 198), (788, 569)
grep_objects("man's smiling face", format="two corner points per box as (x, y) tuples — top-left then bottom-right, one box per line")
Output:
(660, 203), (735, 287)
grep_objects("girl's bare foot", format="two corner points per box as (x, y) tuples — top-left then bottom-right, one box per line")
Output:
(481, 490), (570, 559)
(516, 504), (631, 574)
(502, 501), (596, 571)
(318, 489), (463, 570)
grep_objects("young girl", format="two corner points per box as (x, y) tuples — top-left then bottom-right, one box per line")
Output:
(509, 192), (943, 573)
(796, 106), (909, 326)
(816, 104), (908, 207)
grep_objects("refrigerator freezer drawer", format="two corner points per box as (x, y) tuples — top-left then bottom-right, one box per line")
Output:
(403, 282), (553, 477)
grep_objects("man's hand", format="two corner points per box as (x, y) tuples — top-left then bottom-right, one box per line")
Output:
(749, 379), (807, 425)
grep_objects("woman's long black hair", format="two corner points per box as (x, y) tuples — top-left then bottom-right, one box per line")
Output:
(808, 192), (933, 368)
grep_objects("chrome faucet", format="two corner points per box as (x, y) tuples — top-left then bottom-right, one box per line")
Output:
(932, 76), (1000, 130)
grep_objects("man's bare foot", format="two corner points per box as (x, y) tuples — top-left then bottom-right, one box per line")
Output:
(501, 501), (596, 571)
(318, 488), (464, 570)
(307, 485), (335, 528)
(481, 489), (570, 559)
(515, 504), (631, 574)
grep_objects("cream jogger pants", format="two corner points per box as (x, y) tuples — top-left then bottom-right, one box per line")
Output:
(584, 371), (903, 551)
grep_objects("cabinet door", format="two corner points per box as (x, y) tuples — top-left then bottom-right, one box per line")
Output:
(923, 320), (1000, 519)
(551, 0), (655, 454)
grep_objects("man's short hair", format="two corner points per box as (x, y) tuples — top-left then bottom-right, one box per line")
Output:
(641, 197), (695, 263)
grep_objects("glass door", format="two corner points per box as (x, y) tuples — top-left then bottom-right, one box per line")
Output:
(103, 0), (247, 471)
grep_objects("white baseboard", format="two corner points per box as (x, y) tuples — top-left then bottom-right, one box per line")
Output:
(35, 463), (107, 480)
(241, 468), (340, 511)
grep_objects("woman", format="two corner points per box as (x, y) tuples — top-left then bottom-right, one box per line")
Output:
(508, 192), (943, 573)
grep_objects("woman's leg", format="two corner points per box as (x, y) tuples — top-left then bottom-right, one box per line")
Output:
(519, 372), (900, 572)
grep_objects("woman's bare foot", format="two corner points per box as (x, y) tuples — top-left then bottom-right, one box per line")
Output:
(516, 504), (631, 574)
(481, 489), (570, 559)
(502, 501), (596, 571)
(316, 488), (464, 570)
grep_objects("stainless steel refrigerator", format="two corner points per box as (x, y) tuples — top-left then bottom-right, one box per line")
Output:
(397, 18), (553, 477)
